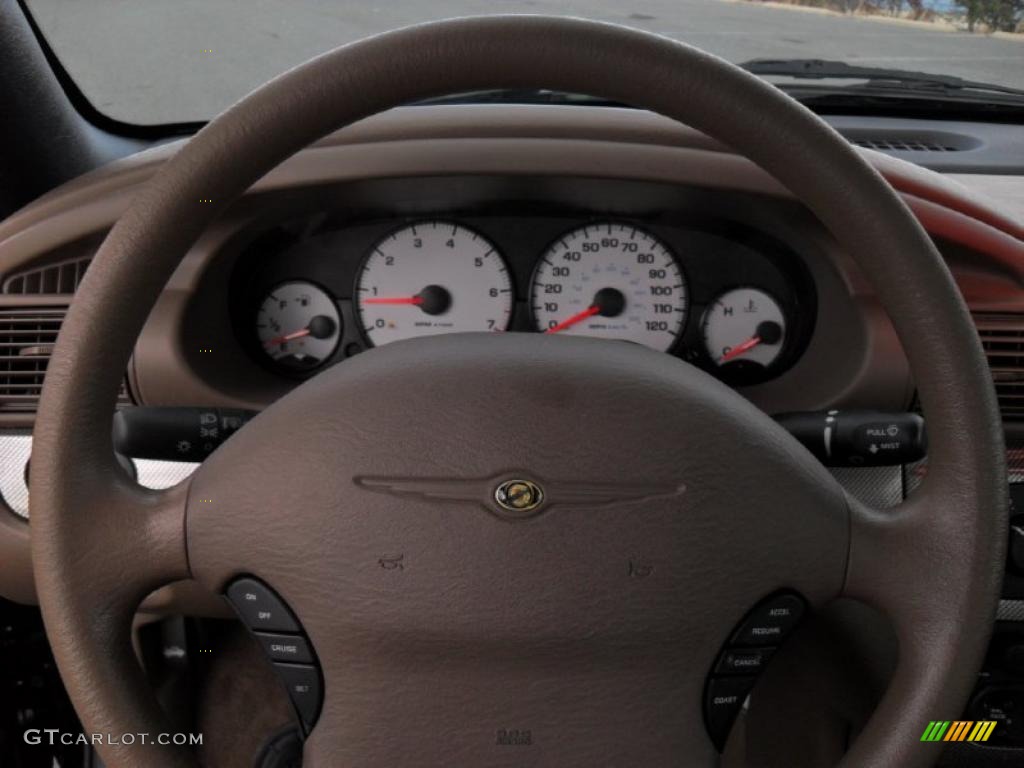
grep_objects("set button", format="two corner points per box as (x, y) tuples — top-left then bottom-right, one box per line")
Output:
(276, 663), (323, 730)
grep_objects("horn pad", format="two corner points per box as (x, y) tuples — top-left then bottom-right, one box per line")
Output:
(187, 332), (847, 764)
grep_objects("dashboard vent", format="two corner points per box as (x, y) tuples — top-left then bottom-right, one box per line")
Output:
(975, 313), (1024, 420)
(0, 307), (65, 412)
(0, 306), (132, 413)
(850, 138), (959, 153)
(2, 255), (92, 295)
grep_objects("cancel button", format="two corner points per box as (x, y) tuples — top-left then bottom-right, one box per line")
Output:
(715, 647), (776, 675)
(255, 632), (314, 664)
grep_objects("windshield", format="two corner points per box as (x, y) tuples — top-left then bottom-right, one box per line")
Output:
(25, 0), (1024, 125)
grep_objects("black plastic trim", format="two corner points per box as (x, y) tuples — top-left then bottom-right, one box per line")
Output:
(14, 0), (203, 141)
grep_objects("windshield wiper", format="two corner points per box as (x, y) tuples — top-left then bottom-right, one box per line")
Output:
(413, 68), (1024, 118)
(741, 59), (1024, 100)
(416, 89), (629, 108)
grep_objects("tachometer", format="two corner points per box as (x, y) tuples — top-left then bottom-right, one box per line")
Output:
(356, 221), (513, 346)
(531, 223), (687, 351)
(256, 281), (341, 373)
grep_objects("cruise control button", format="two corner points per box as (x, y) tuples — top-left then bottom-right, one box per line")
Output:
(705, 676), (754, 750)
(715, 647), (776, 675)
(275, 663), (322, 730)
(256, 632), (313, 663)
(226, 578), (300, 633)
(731, 594), (805, 646)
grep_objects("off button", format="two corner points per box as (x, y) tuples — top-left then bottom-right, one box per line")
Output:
(225, 577), (300, 633)
(730, 594), (805, 647)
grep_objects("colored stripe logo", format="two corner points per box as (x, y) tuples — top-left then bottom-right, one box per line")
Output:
(921, 721), (997, 742)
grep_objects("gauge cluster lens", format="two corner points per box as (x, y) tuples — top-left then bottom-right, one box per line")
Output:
(244, 216), (805, 387)
(356, 221), (513, 346)
(530, 224), (687, 352)
(256, 281), (341, 372)
(702, 287), (787, 369)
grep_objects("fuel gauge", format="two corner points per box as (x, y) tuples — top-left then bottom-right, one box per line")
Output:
(256, 281), (341, 373)
(702, 287), (786, 371)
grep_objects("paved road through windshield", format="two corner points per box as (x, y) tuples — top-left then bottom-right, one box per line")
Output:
(27, 0), (1024, 124)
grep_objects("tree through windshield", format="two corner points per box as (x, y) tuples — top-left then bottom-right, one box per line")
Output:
(25, 0), (1024, 125)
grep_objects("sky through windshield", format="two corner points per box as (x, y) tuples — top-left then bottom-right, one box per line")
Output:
(26, 0), (1024, 124)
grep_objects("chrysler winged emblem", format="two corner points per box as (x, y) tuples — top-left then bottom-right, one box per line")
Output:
(355, 472), (686, 520)
(494, 479), (544, 514)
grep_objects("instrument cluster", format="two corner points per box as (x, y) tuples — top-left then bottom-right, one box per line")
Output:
(234, 212), (816, 388)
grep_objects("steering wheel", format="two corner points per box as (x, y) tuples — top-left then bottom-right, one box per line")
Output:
(30, 16), (1006, 767)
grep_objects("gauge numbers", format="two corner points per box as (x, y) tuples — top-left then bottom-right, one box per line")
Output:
(256, 281), (341, 373)
(531, 223), (687, 352)
(356, 221), (513, 347)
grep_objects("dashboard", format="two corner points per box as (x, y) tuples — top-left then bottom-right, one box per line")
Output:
(2, 105), (1019, 432)
(231, 194), (816, 389)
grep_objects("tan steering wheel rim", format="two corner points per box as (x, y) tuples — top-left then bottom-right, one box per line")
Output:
(30, 15), (1006, 767)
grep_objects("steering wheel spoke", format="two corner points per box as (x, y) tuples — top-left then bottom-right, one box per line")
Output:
(835, 479), (1005, 767)
(30, 469), (192, 764)
(844, 476), (1003, 648)
(33, 470), (190, 614)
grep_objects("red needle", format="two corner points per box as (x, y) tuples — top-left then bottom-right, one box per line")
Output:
(720, 336), (762, 363)
(263, 327), (311, 348)
(545, 304), (601, 334)
(363, 296), (425, 306)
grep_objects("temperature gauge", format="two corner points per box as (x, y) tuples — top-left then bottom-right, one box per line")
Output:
(256, 281), (341, 373)
(702, 288), (786, 371)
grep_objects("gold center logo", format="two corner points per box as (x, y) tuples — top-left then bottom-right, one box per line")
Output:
(494, 479), (545, 515)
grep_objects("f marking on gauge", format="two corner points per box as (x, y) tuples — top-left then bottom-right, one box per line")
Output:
(255, 281), (341, 374)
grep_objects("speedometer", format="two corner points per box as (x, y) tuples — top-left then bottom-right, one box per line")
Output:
(531, 223), (687, 351)
(356, 221), (513, 347)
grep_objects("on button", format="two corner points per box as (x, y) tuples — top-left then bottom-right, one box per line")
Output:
(225, 578), (300, 633)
